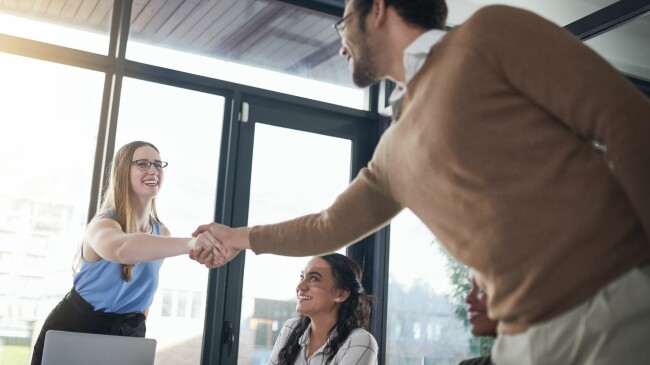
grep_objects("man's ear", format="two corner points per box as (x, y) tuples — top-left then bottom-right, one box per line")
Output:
(372, 0), (387, 28)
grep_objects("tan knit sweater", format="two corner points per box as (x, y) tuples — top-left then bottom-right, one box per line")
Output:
(251, 5), (650, 333)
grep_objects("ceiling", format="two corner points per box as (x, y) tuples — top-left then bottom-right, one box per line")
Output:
(0, 0), (648, 85)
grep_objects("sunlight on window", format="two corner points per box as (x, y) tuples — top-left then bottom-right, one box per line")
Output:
(127, 41), (366, 109)
(389, 209), (451, 294)
(0, 12), (109, 54)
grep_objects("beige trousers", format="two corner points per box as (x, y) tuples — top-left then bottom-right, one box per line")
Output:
(492, 265), (650, 365)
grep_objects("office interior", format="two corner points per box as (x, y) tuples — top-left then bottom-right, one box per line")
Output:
(0, 0), (648, 364)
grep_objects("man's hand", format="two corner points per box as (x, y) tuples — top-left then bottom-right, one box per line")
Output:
(188, 223), (250, 269)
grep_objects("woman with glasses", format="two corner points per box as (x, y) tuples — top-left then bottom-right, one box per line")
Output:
(30, 141), (220, 365)
(268, 253), (378, 365)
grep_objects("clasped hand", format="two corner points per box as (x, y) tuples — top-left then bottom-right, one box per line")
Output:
(189, 222), (242, 269)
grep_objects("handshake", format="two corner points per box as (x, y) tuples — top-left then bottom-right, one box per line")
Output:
(187, 222), (251, 269)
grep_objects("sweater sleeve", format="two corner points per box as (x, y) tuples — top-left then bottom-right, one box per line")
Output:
(473, 5), (650, 238)
(250, 161), (403, 256)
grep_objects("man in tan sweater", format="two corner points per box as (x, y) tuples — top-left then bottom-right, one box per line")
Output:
(193, 1), (650, 363)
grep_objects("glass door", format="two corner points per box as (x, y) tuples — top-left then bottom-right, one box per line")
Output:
(239, 123), (351, 364)
(213, 94), (378, 365)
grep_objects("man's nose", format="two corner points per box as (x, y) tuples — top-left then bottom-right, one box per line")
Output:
(339, 45), (349, 59)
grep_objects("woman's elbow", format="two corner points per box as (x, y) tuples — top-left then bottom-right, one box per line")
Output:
(112, 244), (137, 264)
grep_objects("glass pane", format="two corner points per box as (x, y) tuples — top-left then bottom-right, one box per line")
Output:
(447, 0), (618, 27)
(584, 14), (650, 82)
(387, 210), (484, 365)
(0, 1), (112, 54)
(116, 78), (225, 365)
(240, 124), (352, 364)
(0, 53), (104, 364)
(126, 0), (365, 109)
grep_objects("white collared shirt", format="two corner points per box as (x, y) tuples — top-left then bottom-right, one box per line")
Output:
(388, 29), (448, 112)
(268, 318), (378, 365)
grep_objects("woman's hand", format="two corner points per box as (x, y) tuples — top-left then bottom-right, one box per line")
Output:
(189, 223), (250, 268)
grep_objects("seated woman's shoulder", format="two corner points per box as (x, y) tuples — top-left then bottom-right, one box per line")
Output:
(346, 328), (379, 349)
(284, 317), (300, 328)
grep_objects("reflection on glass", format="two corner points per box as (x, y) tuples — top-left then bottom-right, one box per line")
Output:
(0, 5), (112, 54)
(116, 78), (224, 365)
(241, 124), (352, 364)
(0, 53), (103, 364)
(585, 14), (650, 82)
(126, 0), (365, 109)
(387, 209), (479, 364)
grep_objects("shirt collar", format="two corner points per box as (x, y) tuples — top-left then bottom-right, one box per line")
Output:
(298, 323), (339, 355)
(402, 28), (447, 83)
(388, 29), (447, 104)
(298, 323), (311, 347)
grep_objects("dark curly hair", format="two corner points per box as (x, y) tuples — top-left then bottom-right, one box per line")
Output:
(277, 253), (373, 364)
(347, 0), (447, 30)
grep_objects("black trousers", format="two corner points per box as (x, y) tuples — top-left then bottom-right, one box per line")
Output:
(31, 288), (146, 365)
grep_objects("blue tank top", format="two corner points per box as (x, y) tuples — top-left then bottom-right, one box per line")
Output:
(73, 213), (163, 314)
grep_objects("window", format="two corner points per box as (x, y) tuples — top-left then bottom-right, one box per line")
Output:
(162, 290), (173, 317)
(0, 52), (103, 364)
(584, 14), (650, 82)
(115, 77), (225, 365)
(386, 209), (476, 364)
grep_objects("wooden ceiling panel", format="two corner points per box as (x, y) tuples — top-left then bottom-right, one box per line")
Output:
(281, 21), (334, 62)
(197, 0), (264, 51)
(131, 0), (167, 35)
(46, 0), (65, 17)
(149, 0), (200, 41)
(176, 0), (235, 46)
(32, 0), (49, 13)
(218, 3), (289, 57)
(73, 0), (102, 23)
(251, 11), (324, 62)
(59, 0), (84, 19)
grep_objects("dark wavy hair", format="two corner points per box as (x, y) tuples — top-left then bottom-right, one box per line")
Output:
(347, 0), (447, 30)
(277, 253), (373, 364)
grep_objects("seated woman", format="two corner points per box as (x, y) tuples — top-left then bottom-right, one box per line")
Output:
(460, 274), (498, 365)
(268, 253), (378, 365)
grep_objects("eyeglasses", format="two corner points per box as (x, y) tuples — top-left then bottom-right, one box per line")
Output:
(333, 10), (356, 38)
(130, 159), (168, 171)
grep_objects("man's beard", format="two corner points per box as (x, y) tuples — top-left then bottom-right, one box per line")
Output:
(351, 37), (380, 88)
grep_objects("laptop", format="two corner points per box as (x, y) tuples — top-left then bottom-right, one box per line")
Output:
(41, 330), (157, 365)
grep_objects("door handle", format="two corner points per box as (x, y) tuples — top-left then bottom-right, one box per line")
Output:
(222, 321), (235, 357)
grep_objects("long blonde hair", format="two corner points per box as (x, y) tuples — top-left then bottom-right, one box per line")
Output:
(98, 141), (163, 281)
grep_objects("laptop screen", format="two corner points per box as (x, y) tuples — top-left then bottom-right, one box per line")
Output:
(41, 330), (157, 365)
